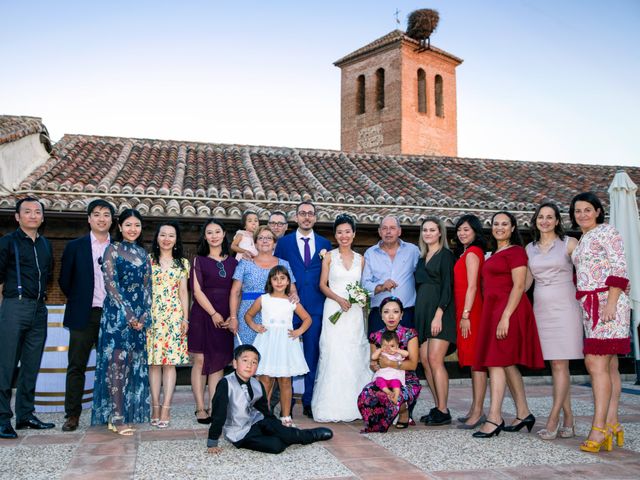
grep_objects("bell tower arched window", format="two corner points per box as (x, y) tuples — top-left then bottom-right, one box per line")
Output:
(356, 75), (366, 115)
(375, 68), (385, 110)
(417, 69), (427, 113)
(435, 74), (444, 117)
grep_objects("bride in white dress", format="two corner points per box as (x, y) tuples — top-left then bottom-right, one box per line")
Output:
(312, 214), (372, 422)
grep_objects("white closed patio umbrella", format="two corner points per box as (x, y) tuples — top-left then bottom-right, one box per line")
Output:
(608, 170), (640, 382)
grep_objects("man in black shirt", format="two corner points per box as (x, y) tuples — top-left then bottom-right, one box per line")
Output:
(0, 197), (55, 439)
(207, 345), (332, 454)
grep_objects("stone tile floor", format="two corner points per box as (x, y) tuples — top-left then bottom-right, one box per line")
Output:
(1, 380), (639, 479)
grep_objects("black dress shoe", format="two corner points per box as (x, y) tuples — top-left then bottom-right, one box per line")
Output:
(0, 423), (18, 439)
(303, 405), (313, 418)
(309, 427), (333, 442)
(419, 407), (437, 423)
(503, 413), (535, 433)
(15, 415), (55, 430)
(425, 408), (452, 426)
(472, 419), (504, 438)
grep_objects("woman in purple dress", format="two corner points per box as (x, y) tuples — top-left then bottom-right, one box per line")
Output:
(357, 297), (421, 433)
(188, 219), (238, 424)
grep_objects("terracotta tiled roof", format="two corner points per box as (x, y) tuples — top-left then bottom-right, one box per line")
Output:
(334, 29), (463, 67)
(5, 133), (639, 228)
(0, 115), (46, 145)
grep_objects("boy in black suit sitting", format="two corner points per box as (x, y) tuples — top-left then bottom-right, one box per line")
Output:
(207, 345), (332, 454)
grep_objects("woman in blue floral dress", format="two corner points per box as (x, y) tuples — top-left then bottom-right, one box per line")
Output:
(358, 297), (421, 433)
(229, 226), (296, 346)
(91, 209), (152, 434)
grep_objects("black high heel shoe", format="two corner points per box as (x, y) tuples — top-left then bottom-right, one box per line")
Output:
(503, 414), (535, 432)
(472, 419), (504, 438)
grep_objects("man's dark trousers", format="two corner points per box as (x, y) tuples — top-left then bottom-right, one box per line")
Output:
(0, 297), (47, 423)
(234, 416), (317, 454)
(64, 307), (101, 418)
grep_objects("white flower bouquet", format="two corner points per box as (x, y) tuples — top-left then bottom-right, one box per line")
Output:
(329, 282), (370, 324)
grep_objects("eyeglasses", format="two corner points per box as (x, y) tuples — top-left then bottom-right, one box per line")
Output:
(268, 221), (287, 227)
(216, 261), (226, 278)
(257, 236), (275, 242)
(297, 211), (315, 218)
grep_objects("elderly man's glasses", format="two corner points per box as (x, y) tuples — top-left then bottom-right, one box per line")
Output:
(268, 221), (287, 227)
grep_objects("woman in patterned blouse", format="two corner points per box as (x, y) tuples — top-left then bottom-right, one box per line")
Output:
(570, 192), (631, 453)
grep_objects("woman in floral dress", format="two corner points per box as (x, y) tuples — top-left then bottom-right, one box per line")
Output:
(91, 209), (152, 435)
(570, 192), (631, 453)
(358, 296), (421, 432)
(229, 226), (296, 346)
(147, 222), (190, 428)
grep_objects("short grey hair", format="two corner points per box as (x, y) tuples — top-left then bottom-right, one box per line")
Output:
(379, 215), (401, 228)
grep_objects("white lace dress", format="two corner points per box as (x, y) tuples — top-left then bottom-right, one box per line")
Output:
(311, 249), (372, 422)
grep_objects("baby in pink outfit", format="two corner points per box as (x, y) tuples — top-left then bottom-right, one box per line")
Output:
(371, 330), (409, 404)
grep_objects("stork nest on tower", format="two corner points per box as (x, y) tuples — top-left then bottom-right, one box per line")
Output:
(407, 9), (440, 51)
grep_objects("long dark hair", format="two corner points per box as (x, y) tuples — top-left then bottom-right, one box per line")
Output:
(490, 210), (522, 250)
(453, 214), (486, 258)
(196, 218), (230, 257)
(116, 209), (144, 247)
(531, 202), (565, 243)
(569, 192), (605, 229)
(264, 265), (291, 295)
(151, 221), (186, 270)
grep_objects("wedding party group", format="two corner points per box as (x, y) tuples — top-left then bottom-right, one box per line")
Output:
(0, 192), (631, 456)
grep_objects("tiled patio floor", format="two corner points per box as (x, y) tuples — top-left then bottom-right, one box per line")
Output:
(1, 380), (639, 479)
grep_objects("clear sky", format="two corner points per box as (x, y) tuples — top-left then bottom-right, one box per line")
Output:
(1, 0), (638, 166)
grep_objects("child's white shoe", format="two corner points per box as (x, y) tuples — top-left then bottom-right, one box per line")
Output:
(280, 416), (296, 428)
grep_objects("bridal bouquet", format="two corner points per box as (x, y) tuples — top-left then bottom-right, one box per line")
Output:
(329, 282), (370, 324)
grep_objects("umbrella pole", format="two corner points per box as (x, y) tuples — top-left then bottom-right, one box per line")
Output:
(634, 310), (640, 385)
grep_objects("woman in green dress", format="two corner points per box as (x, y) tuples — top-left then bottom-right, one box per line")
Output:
(414, 216), (456, 426)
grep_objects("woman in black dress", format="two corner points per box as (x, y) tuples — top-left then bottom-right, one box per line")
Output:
(414, 217), (456, 426)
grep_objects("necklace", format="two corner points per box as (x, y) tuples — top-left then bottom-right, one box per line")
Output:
(495, 243), (511, 253)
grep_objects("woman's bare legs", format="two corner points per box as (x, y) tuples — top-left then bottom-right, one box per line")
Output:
(464, 369), (487, 425)
(190, 353), (209, 420)
(149, 365), (162, 421)
(584, 354), (613, 443)
(160, 366), (177, 422)
(419, 341), (438, 407)
(545, 360), (572, 431)
(478, 366), (506, 433)
(427, 338), (450, 412)
(505, 365), (532, 425)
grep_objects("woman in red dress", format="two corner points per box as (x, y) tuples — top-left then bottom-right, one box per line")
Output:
(473, 211), (544, 438)
(453, 214), (487, 429)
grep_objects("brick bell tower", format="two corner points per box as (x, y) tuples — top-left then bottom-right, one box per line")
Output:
(334, 29), (462, 156)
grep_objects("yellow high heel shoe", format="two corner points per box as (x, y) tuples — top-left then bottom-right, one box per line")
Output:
(607, 423), (624, 447)
(580, 426), (612, 453)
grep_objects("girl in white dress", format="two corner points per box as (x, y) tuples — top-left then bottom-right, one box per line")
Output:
(312, 214), (372, 422)
(231, 210), (259, 260)
(245, 266), (311, 427)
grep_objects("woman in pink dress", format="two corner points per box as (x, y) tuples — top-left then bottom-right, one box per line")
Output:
(525, 202), (583, 440)
(570, 192), (631, 453)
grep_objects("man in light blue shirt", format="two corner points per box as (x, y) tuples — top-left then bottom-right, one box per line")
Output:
(362, 216), (420, 334)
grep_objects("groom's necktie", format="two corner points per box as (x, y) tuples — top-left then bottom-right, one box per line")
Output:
(302, 237), (311, 267)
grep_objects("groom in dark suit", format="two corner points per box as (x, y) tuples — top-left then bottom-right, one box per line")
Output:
(58, 199), (114, 431)
(274, 201), (331, 418)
